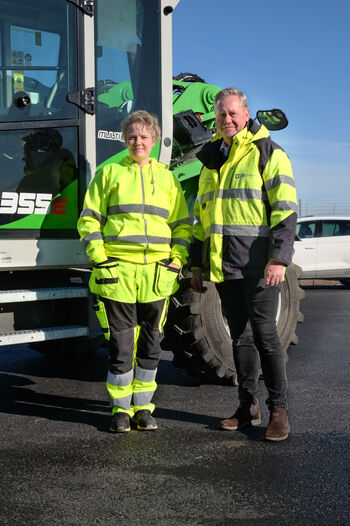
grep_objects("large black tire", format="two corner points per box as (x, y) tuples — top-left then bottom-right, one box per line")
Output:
(162, 264), (305, 384)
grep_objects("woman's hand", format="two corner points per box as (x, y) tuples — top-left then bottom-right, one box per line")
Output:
(168, 262), (180, 270)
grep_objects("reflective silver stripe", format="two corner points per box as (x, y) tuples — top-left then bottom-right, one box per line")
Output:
(133, 392), (154, 406)
(168, 217), (192, 230)
(80, 208), (107, 225)
(211, 224), (270, 237)
(271, 201), (298, 212)
(265, 174), (295, 191)
(106, 369), (133, 386)
(217, 188), (267, 201)
(135, 366), (157, 382)
(108, 204), (169, 219)
(104, 235), (171, 244)
(171, 237), (190, 248)
(110, 396), (132, 409)
(199, 191), (214, 204)
(83, 231), (103, 243)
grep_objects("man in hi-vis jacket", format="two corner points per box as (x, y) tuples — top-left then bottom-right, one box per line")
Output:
(191, 88), (297, 441)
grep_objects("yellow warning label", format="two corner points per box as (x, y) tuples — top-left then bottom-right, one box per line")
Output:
(14, 71), (24, 92)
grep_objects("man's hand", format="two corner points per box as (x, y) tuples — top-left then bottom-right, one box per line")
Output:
(191, 269), (207, 293)
(264, 260), (285, 286)
(168, 262), (180, 270)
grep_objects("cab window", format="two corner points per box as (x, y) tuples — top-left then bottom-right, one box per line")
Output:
(95, 0), (160, 166)
(0, 0), (77, 121)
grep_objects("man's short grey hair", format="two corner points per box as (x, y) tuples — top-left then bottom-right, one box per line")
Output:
(122, 110), (161, 142)
(214, 88), (248, 112)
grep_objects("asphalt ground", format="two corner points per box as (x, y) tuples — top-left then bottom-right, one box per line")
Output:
(0, 284), (349, 526)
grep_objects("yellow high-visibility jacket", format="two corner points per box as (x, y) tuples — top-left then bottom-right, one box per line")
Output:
(191, 120), (297, 282)
(78, 156), (191, 268)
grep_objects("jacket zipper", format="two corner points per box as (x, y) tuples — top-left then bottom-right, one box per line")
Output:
(140, 166), (149, 264)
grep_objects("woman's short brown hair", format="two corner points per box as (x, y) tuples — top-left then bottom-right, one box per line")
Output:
(121, 110), (161, 142)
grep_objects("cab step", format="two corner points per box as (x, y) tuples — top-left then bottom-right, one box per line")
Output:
(0, 287), (89, 303)
(0, 325), (89, 346)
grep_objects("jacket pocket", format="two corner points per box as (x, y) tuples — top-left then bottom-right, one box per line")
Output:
(153, 261), (180, 297)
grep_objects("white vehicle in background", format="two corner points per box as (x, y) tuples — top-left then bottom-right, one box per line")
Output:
(293, 216), (350, 287)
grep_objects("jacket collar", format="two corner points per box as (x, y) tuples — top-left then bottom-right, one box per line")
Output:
(196, 119), (269, 170)
(120, 155), (164, 170)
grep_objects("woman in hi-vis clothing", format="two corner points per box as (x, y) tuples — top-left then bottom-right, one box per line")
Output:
(78, 111), (191, 433)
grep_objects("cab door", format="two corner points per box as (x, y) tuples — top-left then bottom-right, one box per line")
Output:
(94, 0), (177, 168)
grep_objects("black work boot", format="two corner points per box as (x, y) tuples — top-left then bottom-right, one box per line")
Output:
(110, 412), (131, 433)
(133, 410), (158, 431)
(264, 408), (290, 441)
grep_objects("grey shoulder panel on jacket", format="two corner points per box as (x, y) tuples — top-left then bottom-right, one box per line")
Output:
(253, 137), (288, 175)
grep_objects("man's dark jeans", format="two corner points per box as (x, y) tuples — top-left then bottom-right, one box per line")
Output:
(216, 277), (287, 409)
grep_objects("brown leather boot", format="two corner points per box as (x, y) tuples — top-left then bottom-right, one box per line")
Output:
(264, 408), (290, 441)
(219, 404), (261, 430)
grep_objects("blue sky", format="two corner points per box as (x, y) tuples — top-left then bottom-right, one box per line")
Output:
(172, 0), (350, 206)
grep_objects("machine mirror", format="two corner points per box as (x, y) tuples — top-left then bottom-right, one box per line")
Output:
(256, 109), (288, 130)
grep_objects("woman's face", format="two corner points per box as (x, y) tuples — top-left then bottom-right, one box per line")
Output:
(125, 123), (156, 167)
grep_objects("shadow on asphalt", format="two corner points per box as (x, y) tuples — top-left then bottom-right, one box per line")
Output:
(0, 350), (221, 434)
(0, 370), (265, 441)
(0, 371), (110, 430)
(155, 406), (219, 427)
(0, 342), (256, 437)
(155, 406), (265, 441)
(0, 346), (108, 382)
(0, 345), (206, 388)
(0, 373), (223, 436)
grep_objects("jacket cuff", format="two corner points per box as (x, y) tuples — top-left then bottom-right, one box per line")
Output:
(91, 254), (108, 265)
(269, 258), (287, 266)
(171, 257), (183, 268)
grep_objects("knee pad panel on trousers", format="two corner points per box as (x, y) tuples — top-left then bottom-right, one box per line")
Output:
(109, 326), (135, 374)
(136, 325), (162, 370)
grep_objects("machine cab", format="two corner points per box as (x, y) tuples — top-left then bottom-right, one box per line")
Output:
(0, 0), (175, 268)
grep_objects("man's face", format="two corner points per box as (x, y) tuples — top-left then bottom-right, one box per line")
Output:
(215, 95), (250, 144)
(125, 123), (156, 167)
